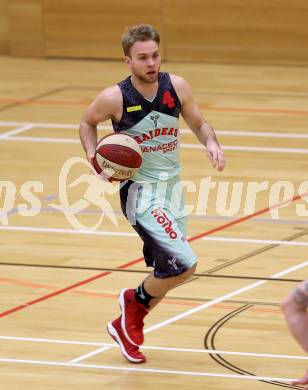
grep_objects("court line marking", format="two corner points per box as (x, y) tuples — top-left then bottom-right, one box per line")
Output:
(1, 120), (308, 139)
(0, 124), (33, 138)
(3, 135), (308, 154)
(200, 103), (308, 116)
(1, 121), (307, 153)
(0, 127), (306, 372)
(213, 130), (308, 139)
(0, 191), (307, 319)
(0, 357), (298, 381)
(203, 237), (308, 246)
(4, 335), (303, 360)
(1, 226), (308, 247)
(70, 260), (308, 363)
(0, 226), (138, 237)
(144, 260), (308, 334)
(3, 135), (80, 144)
(184, 143), (308, 154)
(4, 205), (308, 225)
(0, 277), (294, 312)
(1, 93), (308, 114)
(69, 346), (111, 361)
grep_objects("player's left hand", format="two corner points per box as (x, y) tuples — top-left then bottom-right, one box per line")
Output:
(206, 138), (226, 171)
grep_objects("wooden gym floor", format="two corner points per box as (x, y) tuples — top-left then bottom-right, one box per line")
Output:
(0, 55), (307, 389)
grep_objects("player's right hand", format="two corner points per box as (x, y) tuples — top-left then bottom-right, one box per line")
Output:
(88, 155), (116, 182)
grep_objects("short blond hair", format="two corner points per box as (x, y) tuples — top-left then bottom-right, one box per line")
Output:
(121, 24), (160, 56)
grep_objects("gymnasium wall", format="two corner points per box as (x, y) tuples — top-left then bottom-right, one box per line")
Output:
(0, 0), (9, 54)
(9, 0), (44, 57)
(2, 0), (308, 65)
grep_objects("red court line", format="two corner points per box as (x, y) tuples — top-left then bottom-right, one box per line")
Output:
(1, 98), (308, 116)
(0, 256), (144, 319)
(189, 193), (306, 243)
(0, 192), (307, 319)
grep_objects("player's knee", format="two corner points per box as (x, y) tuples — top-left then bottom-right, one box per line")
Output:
(186, 262), (197, 276)
(173, 261), (197, 281)
(153, 256), (197, 279)
(281, 290), (305, 316)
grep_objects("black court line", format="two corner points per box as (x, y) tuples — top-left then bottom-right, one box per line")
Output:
(180, 229), (308, 287)
(204, 305), (302, 389)
(0, 262), (303, 283)
(0, 87), (69, 113)
(1, 227), (306, 282)
(194, 229), (308, 277)
(169, 296), (281, 306)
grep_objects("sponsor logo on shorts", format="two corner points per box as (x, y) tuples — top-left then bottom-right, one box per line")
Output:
(168, 256), (178, 270)
(151, 207), (178, 240)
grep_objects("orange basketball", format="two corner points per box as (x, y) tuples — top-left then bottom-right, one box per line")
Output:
(93, 133), (142, 181)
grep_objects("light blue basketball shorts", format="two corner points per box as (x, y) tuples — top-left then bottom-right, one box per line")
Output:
(120, 178), (198, 278)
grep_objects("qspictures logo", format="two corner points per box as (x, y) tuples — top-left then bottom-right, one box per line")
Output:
(49, 157), (121, 230)
(1, 157), (308, 230)
(0, 157), (122, 231)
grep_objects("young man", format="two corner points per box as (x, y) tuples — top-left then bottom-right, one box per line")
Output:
(281, 281), (308, 387)
(79, 24), (225, 363)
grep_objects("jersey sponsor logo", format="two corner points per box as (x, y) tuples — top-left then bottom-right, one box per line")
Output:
(133, 128), (178, 144)
(127, 105), (142, 112)
(162, 90), (175, 108)
(142, 139), (177, 154)
(151, 207), (178, 240)
(150, 114), (159, 127)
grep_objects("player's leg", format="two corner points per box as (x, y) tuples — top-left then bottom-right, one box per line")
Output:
(108, 180), (197, 363)
(292, 369), (308, 388)
(142, 263), (197, 310)
(106, 181), (150, 364)
(139, 184), (197, 310)
(281, 280), (308, 352)
(116, 257), (197, 351)
(107, 317), (147, 363)
(281, 281), (308, 387)
(118, 197), (197, 343)
(107, 226), (197, 362)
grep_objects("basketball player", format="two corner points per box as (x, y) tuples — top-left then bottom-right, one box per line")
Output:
(79, 24), (225, 363)
(281, 281), (308, 387)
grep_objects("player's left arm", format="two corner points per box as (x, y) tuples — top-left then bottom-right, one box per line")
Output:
(171, 75), (225, 171)
(292, 369), (308, 388)
(281, 282), (308, 388)
(281, 281), (308, 353)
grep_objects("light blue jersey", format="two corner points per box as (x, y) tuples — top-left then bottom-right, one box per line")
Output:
(114, 72), (198, 278)
(112, 72), (181, 182)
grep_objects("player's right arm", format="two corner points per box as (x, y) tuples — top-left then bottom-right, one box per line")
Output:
(79, 86), (122, 162)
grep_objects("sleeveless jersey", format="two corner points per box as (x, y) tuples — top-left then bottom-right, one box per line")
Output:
(112, 72), (181, 182)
